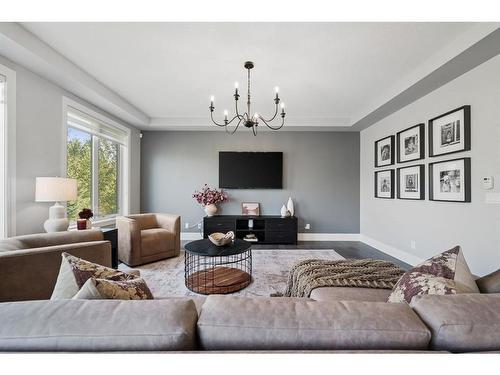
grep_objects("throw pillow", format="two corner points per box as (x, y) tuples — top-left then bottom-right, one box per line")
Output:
(51, 252), (138, 299)
(388, 246), (479, 303)
(73, 277), (154, 300)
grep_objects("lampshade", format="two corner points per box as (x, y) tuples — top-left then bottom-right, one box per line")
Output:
(35, 177), (77, 202)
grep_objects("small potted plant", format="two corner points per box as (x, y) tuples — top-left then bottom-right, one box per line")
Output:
(77, 208), (94, 230)
(192, 184), (229, 217)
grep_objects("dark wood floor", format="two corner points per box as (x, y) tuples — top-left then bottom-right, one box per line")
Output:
(182, 240), (411, 270)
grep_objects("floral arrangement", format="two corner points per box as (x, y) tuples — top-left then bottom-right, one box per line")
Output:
(78, 208), (94, 220)
(192, 184), (229, 206)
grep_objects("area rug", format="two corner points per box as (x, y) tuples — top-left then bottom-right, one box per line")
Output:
(119, 249), (344, 297)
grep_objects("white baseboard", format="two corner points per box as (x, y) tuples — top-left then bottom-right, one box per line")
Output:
(181, 232), (203, 240)
(298, 233), (361, 241)
(182, 232), (361, 242)
(359, 235), (423, 266)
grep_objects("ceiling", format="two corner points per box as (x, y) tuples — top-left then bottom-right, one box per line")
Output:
(8, 23), (498, 130)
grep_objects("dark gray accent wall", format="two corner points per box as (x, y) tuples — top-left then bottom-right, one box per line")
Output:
(141, 131), (360, 234)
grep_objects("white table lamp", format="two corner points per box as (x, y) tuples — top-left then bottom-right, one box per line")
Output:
(35, 177), (77, 232)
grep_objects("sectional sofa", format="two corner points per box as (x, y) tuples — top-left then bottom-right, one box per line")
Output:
(0, 232), (499, 353)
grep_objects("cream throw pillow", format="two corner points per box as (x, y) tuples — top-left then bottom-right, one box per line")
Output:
(51, 252), (138, 299)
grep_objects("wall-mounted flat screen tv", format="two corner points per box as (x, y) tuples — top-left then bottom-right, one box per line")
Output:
(219, 152), (283, 189)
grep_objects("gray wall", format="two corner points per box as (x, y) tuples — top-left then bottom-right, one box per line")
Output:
(360, 54), (500, 276)
(141, 131), (360, 234)
(0, 55), (141, 235)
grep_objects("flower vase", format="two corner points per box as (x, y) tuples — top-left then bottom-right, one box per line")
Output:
(77, 219), (87, 230)
(204, 204), (218, 217)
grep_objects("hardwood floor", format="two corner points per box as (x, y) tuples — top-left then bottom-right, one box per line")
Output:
(182, 240), (411, 270)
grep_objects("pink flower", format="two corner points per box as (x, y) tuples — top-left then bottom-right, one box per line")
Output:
(192, 184), (229, 206)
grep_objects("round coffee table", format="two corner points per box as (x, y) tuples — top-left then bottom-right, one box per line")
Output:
(184, 239), (252, 295)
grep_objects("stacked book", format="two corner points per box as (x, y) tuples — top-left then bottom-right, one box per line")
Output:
(243, 233), (258, 242)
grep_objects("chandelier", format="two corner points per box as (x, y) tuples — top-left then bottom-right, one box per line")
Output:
(209, 61), (286, 136)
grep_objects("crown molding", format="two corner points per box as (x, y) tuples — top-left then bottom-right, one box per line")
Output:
(147, 116), (353, 131)
(0, 22), (149, 127)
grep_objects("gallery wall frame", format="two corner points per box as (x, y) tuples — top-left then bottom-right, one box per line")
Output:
(429, 157), (471, 203)
(374, 135), (395, 168)
(397, 164), (425, 200)
(429, 105), (471, 157)
(396, 123), (425, 163)
(374, 169), (395, 199)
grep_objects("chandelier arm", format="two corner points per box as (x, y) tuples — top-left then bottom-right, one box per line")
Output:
(259, 115), (285, 131)
(252, 123), (257, 136)
(259, 101), (279, 122)
(226, 114), (241, 125)
(226, 117), (243, 135)
(235, 97), (244, 119)
(210, 111), (228, 127)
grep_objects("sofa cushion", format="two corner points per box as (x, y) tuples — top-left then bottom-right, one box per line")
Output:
(476, 268), (500, 294)
(388, 246), (479, 303)
(51, 252), (137, 299)
(0, 299), (198, 351)
(131, 214), (158, 230)
(410, 294), (500, 352)
(197, 296), (430, 351)
(141, 228), (174, 257)
(73, 277), (154, 300)
(310, 287), (391, 302)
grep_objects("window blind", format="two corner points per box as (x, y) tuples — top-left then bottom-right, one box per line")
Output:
(67, 106), (128, 145)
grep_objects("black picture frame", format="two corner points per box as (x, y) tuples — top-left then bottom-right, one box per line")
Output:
(396, 123), (425, 163)
(374, 135), (395, 167)
(397, 164), (425, 200)
(374, 169), (395, 199)
(429, 105), (471, 157)
(429, 157), (471, 203)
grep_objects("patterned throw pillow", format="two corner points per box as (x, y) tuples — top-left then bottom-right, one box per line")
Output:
(388, 246), (479, 303)
(73, 277), (154, 300)
(51, 252), (138, 299)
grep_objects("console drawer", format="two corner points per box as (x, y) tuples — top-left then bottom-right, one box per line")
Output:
(266, 231), (296, 244)
(204, 219), (235, 234)
(266, 219), (296, 232)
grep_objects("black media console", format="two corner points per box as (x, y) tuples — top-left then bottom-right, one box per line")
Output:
(203, 215), (298, 245)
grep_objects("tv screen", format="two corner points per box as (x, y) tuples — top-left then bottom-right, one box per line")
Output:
(219, 152), (283, 189)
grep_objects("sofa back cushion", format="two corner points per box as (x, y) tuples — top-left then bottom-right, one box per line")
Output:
(410, 294), (500, 352)
(7, 230), (104, 249)
(197, 296), (430, 351)
(0, 299), (198, 351)
(476, 269), (500, 294)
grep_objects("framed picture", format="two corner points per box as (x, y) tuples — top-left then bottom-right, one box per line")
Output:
(242, 202), (260, 216)
(429, 105), (470, 157)
(374, 169), (394, 199)
(397, 164), (425, 200)
(374, 135), (395, 167)
(397, 123), (425, 163)
(429, 158), (471, 202)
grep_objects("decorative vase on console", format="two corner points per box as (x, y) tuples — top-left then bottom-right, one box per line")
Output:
(286, 197), (295, 217)
(280, 204), (288, 218)
(193, 184), (229, 217)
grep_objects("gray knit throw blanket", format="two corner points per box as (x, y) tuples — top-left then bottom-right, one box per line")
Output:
(280, 258), (405, 298)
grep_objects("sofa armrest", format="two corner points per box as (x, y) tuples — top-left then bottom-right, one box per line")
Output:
(116, 217), (141, 265)
(410, 293), (500, 352)
(0, 241), (111, 302)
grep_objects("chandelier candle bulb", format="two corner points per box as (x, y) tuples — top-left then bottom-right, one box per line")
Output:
(224, 110), (228, 121)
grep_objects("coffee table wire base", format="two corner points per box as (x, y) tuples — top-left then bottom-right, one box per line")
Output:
(185, 249), (252, 294)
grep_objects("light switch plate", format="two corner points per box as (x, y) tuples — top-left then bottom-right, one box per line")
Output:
(483, 176), (494, 190)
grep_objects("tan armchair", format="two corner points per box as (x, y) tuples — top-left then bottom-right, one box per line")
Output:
(116, 213), (180, 266)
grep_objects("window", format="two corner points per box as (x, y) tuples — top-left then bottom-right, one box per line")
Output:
(0, 74), (6, 238)
(65, 103), (129, 222)
(0, 64), (16, 239)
